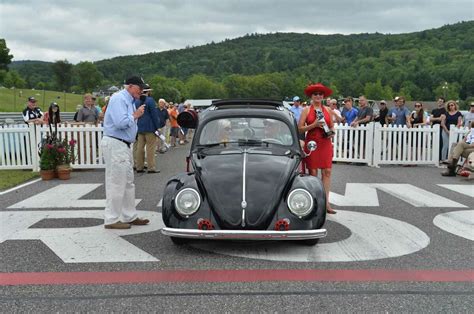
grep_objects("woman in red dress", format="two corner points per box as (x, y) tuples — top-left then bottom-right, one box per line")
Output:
(298, 83), (336, 214)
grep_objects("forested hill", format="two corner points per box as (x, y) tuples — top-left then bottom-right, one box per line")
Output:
(10, 21), (474, 101)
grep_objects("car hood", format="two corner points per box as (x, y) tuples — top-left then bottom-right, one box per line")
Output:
(196, 151), (297, 229)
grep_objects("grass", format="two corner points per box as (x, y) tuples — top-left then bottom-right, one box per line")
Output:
(0, 87), (84, 112)
(0, 170), (39, 191)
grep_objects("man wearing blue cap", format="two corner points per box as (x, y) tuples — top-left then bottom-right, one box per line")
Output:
(290, 96), (303, 124)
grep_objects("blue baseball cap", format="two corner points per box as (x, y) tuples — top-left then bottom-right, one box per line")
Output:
(292, 96), (301, 102)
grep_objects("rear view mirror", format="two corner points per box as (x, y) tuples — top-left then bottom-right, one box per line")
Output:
(177, 110), (198, 129)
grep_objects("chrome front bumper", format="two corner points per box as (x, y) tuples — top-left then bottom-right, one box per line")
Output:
(161, 228), (327, 240)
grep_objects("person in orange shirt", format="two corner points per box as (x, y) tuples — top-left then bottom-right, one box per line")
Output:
(168, 103), (179, 147)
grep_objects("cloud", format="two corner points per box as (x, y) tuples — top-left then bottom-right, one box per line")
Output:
(1, 0), (472, 63)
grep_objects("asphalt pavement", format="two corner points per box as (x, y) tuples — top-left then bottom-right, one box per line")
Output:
(0, 141), (473, 312)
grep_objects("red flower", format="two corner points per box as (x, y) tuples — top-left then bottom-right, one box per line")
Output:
(69, 139), (76, 146)
(57, 147), (66, 153)
(46, 144), (54, 149)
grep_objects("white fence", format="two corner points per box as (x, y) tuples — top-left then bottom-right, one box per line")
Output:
(1, 123), (105, 171)
(0, 122), (468, 171)
(0, 124), (36, 169)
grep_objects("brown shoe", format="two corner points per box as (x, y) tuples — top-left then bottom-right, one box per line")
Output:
(130, 218), (150, 225)
(104, 222), (131, 229)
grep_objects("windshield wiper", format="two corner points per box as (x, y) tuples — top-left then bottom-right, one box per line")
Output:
(196, 140), (240, 149)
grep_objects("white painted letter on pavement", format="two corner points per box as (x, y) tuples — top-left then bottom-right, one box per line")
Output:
(8, 184), (141, 209)
(0, 210), (163, 263)
(330, 183), (467, 208)
(192, 210), (430, 262)
(433, 210), (474, 241)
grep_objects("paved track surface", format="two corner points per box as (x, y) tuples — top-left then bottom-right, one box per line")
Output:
(1, 141), (473, 312)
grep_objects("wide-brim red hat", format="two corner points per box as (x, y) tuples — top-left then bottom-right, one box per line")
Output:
(304, 83), (333, 98)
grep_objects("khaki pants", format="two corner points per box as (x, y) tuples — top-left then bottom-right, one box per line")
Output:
(101, 136), (138, 225)
(449, 142), (474, 161)
(135, 132), (157, 171)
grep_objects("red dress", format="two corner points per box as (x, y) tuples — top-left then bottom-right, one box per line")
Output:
(304, 105), (333, 169)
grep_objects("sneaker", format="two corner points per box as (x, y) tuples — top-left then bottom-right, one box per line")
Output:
(104, 222), (131, 229)
(129, 218), (150, 225)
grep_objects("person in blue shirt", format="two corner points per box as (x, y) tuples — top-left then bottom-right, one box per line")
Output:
(290, 96), (303, 123)
(387, 96), (411, 127)
(341, 97), (358, 125)
(101, 76), (150, 230)
(290, 96), (305, 141)
(133, 84), (161, 173)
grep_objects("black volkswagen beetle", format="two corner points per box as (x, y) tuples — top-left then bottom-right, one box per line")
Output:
(161, 99), (327, 245)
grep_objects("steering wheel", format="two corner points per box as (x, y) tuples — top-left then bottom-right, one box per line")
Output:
(261, 138), (284, 145)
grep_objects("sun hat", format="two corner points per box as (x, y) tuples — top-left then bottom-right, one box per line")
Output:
(304, 83), (332, 98)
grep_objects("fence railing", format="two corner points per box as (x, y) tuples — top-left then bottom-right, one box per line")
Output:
(372, 124), (440, 167)
(0, 122), (469, 171)
(0, 124), (36, 169)
(35, 123), (105, 170)
(332, 123), (374, 165)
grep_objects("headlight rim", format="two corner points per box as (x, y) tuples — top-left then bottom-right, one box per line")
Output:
(174, 188), (201, 217)
(287, 188), (314, 217)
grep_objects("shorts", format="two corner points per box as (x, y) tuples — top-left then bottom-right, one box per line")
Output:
(170, 127), (179, 137)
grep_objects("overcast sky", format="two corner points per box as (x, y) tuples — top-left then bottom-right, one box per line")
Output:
(1, 0), (472, 64)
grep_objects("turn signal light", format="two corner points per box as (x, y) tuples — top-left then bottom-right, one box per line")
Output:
(197, 218), (214, 230)
(275, 218), (290, 231)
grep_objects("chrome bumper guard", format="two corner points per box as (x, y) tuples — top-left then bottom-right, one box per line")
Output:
(161, 228), (327, 240)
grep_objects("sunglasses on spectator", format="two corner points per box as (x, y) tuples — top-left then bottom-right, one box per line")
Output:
(415, 105), (422, 108)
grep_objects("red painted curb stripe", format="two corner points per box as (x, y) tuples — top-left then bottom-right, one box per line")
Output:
(1, 269), (473, 286)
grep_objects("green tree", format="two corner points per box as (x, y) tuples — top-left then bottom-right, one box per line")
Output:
(0, 39), (13, 71)
(364, 79), (386, 100)
(186, 74), (226, 99)
(433, 82), (461, 101)
(74, 61), (103, 93)
(52, 60), (73, 91)
(0, 39), (14, 84)
(3, 70), (26, 88)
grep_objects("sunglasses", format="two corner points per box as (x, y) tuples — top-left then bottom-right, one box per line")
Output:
(312, 92), (324, 96)
(415, 105), (422, 108)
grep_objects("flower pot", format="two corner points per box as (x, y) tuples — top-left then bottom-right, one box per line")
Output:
(56, 166), (72, 180)
(40, 169), (55, 180)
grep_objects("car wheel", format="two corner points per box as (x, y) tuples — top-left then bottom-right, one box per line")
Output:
(171, 237), (189, 245)
(302, 238), (320, 246)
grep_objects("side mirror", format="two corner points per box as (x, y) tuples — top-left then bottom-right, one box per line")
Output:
(177, 110), (198, 129)
(307, 140), (317, 152)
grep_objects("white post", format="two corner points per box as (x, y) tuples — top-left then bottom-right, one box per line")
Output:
(432, 124), (440, 165)
(31, 124), (40, 172)
(372, 123), (381, 167)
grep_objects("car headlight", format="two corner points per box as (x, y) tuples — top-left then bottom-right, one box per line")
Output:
(175, 188), (201, 217)
(287, 189), (313, 217)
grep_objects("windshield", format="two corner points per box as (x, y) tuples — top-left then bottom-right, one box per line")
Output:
(198, 117), (294, 146)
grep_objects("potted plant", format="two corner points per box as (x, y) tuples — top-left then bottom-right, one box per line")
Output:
(39, 142), (58, 180)
(55, 138), (76, 180)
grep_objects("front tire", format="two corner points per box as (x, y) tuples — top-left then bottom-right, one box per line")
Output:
(302, 238), (320, 246)
(171, 237), (189, 245)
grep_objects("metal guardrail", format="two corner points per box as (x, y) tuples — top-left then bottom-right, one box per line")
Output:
(0, 112), (77, 125)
